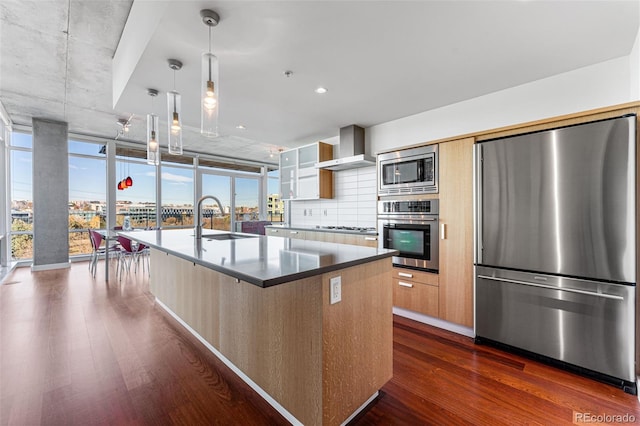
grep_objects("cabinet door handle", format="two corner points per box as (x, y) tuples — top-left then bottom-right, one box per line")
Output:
(398, 272), (413, 278)
(364, 237), (377, 241)
(398, 281), (414, 288)
(290, 231), (298, 234)
(440, 224), (446, 240)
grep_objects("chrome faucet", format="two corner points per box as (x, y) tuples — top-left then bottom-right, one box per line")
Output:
(195, 195), (225, 240)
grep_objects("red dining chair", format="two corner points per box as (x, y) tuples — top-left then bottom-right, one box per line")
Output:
(88, 229), (120, 277)
(116, 235), (135, 279)
(88, 229), (104, 277)
(116, 236), (150, 279)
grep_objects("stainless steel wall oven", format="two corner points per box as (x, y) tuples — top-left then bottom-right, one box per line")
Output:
(377, 199), (438, 272)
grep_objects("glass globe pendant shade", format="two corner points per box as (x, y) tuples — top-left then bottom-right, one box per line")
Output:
(201, 52), (219, 137)
(167, 90), (183, 155)
(147, 113), (160, 165)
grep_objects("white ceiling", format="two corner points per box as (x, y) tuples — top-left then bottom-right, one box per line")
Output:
(2, 1), (639, 166)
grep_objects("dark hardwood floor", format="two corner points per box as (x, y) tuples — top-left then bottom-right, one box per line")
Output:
(1, 262), (638, 425)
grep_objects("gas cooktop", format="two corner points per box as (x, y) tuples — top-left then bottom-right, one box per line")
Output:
(315, 225), (377, 232)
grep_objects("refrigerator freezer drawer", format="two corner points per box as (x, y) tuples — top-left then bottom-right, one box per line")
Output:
(476, 268), (635, 382)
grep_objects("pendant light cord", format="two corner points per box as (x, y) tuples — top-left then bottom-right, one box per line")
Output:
(208, 26), (213, 81)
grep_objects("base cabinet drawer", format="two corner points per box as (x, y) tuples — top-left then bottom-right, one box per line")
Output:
(393, 268), (439, 286)
(393, 278), (439, 317)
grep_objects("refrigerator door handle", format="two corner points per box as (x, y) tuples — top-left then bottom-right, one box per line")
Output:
(476, 275), (624, 300)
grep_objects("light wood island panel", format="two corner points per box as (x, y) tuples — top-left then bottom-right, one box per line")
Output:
(150, 249), (393, 425)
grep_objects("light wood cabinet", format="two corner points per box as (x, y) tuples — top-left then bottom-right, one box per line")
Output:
(341, 234), (378, 248)
(280, 142), (333, 200)
(267, 228), (378, 247)
(265, 228), (283, 237)
(386, 138), (474, 327)
(392, 268), (439, 317)
(265, 227), (306, 240)
(304, 230), (378, 247)
(438, 137), (474, 327)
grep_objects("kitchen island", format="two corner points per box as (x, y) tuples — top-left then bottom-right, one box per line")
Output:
(120, 229), (396, 426)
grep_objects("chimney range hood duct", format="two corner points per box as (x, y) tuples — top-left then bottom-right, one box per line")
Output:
(315, 125), (375, 171)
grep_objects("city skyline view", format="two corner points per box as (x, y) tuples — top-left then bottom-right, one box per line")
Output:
(10, 132), (280, 209)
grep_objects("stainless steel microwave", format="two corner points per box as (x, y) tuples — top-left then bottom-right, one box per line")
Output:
(377, 145), (438, 195)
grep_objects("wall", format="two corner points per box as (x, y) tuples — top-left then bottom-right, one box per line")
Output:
(369, 55), (633, 154)
(630, 27), (640, 100)
(290, 52), (638, 227)
(290, 166), (376, 229)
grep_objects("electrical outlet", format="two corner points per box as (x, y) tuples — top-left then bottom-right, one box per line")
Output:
(330, 276), (341, 304)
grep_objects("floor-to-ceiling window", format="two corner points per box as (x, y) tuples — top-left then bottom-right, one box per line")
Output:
(115, 147), (156, 229)
(235, 177), (259, 222)
(6, 129), (272, 261)
(9, 132), (33, 261)
(161, 160), (194, 228)
(201, 173), (231, 231)
(68, 139), (106, 256)
(267, 169), (283, 223)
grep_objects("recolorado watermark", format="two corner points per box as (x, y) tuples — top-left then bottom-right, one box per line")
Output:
(574, 412), (636, 423)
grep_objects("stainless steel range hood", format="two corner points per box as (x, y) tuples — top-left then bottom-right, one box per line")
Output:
(315, 125), (375, 171)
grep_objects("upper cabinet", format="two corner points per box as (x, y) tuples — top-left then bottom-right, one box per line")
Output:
(280, 142), (334, 200)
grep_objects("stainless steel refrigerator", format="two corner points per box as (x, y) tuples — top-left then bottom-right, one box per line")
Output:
(475, 115), (636, 394)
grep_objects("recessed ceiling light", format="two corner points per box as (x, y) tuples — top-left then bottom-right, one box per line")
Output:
(236, 124), (246, 130)
(314, 87), (328, 94)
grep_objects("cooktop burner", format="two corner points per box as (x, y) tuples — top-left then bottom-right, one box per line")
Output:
(316, 225), (376, 232)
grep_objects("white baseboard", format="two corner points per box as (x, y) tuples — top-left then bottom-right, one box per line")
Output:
(341, 391), (378, 426)
(31, 262), (71, 272)
(393, 307), (475, 338)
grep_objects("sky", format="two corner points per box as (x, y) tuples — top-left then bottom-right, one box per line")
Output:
(10, 132), (279, 208)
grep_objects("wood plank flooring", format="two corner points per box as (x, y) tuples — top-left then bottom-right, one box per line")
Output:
(2, 262), (639, 425)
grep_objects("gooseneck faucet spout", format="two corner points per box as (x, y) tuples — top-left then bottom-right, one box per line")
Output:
(196, 195), (225, 240)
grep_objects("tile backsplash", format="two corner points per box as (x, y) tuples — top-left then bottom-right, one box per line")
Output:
(290, 166), (377, 228)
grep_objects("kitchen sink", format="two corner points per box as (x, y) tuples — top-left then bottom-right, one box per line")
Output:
(203, 233), (257, 241)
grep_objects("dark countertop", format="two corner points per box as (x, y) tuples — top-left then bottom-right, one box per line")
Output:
(120, 229), (395, 288)
(265, 224), (378, 236)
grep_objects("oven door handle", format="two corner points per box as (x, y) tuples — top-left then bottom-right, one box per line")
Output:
(381, 217), (437, 224)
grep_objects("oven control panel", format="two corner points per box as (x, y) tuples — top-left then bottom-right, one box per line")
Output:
(378, 199), (438, 215)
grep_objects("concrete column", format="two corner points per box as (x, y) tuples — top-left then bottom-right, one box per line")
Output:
(32, 118), (70, 271)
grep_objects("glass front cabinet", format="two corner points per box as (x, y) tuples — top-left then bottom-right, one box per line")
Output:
(279, 142), (333, 200)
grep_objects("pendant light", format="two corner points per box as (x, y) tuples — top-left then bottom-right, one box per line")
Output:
(146, 88), (160, 165)
(124, 148), (133, 188)
(200, 9), (220, 138)
(167, 59), (183, 155)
